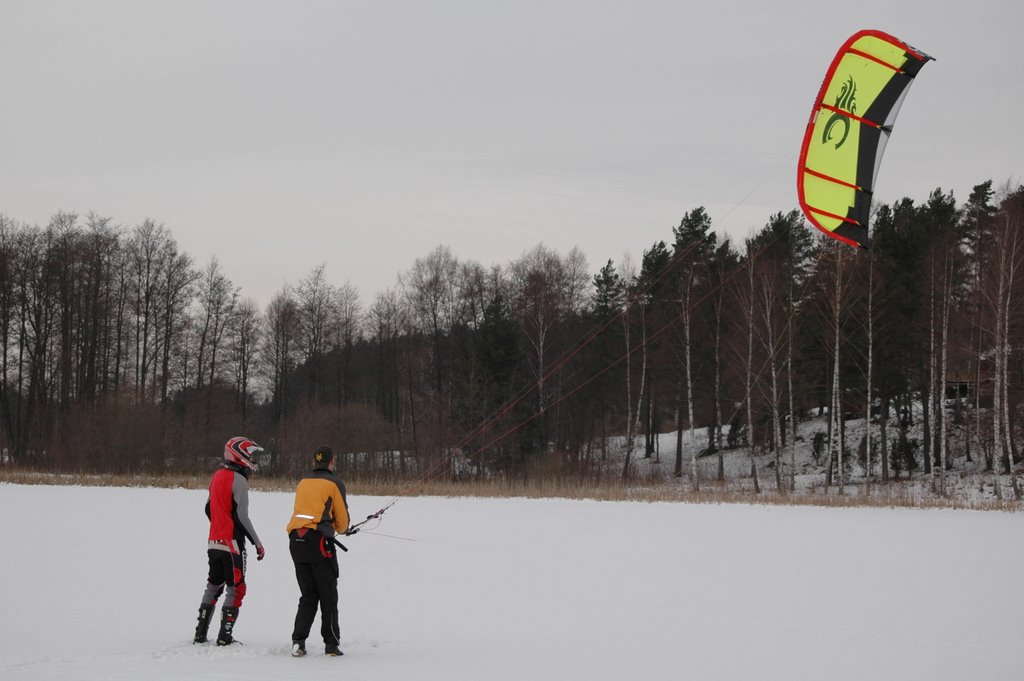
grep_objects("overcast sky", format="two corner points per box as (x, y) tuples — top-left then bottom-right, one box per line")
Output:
(2, 1), (1021, 306)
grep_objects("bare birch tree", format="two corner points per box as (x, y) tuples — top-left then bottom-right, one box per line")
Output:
(296, 264), (336, 402)
(262, 286), (298, 425)
(673, 208), (715, 490)
(743, 238), (760, 494)
(230, 298), (261, 422)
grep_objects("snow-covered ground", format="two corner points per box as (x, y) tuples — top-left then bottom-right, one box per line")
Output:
(0, 483), (1020, 680)
(602, 408), (1017, 506)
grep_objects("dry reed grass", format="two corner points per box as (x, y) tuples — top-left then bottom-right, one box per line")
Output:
(0, 468), (1018, 512)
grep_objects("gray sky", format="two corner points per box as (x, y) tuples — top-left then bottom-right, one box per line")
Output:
(2, 1), (1021, 306)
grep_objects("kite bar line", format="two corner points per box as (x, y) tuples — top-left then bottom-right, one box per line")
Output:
(459, 215), (830, 475)
(352, 147), (802, 525)
(360, 530), (418, 542)
(715, 152), (796, 229)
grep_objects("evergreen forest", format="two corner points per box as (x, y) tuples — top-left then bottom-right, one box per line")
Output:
(2, 180), (1022, 498)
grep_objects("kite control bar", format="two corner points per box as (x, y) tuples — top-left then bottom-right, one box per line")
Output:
(345, 500), (397, 535)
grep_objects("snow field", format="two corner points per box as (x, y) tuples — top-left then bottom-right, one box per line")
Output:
(0, 483), (1020, 680)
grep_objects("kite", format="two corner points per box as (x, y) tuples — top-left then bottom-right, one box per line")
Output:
(797, 30), (933, 248)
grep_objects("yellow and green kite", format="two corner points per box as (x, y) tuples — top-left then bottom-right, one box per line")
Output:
(798, 30), (933, 248)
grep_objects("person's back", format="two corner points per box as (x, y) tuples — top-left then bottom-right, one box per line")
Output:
(287, 446), (349, 657)
(287, 467), (349, 538)
(208, 465), (257, 553)
(192, 437), (265, 646)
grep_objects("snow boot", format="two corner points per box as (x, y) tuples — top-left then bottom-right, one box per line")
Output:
(324, 643), (343, 656)
(216, 606), (239, 646)
(291, 640), (306, 657)
(193, 603), (215, 643)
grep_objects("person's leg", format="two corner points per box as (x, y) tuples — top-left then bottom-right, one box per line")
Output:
(194, 549), (226, 643)
(312, 557), (340, 649)
(223, 549), (247, 609)
(291, 560), (320, 644)
(216, 550), (246, 645)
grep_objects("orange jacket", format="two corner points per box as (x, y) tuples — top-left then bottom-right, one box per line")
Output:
(286, 468), (350, 537)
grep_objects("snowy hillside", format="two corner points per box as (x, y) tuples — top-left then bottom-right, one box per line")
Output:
(602, 406), (1016, 506)
(0, 483), (1020, 680)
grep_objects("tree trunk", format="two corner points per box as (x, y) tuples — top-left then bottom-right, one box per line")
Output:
(926, 260), (936, 479)
(865, 249), (874, 494)
(829, 246), (843, 492)
(684, 298), (699, 491)
(880, 395), (890, 483)
(785, 261), (798, 494)
(714, 294), (725, 482)
(1002, 223), (1020, 498)
(623, 307), (636, 481)
(746, 253), (759, 494)
(993, 234), (1007, 499)
(938, 254), (952, 495)
(675, 399), (684, 477)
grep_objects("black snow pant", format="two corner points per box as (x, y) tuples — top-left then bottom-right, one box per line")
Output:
(289, 529), (340, 645)
(202, 548), (247, 608)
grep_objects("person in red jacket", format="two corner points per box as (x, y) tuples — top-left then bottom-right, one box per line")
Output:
(192, 436), (266, 645)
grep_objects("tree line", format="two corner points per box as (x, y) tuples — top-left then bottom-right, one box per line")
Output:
(2, 180), (1023, 493)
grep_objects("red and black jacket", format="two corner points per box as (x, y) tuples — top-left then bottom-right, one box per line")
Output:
(205, 463), (262, 554)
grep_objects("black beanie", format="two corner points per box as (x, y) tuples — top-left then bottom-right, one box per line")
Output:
(313, 445), (335, 468)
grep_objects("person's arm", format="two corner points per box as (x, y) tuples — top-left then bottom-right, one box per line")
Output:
(232, 473), (263, 551)
(332, 480), (350, 534)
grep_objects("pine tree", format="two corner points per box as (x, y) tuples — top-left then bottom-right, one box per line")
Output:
(671, 209), (716, 488)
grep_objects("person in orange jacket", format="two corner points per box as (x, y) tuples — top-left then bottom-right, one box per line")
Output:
(286, 445), (350, 657)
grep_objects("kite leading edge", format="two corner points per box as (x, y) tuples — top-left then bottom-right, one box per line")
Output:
(797, 29), (933, 248)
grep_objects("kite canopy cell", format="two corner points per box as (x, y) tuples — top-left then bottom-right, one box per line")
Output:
(797, 30), (933, 248)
